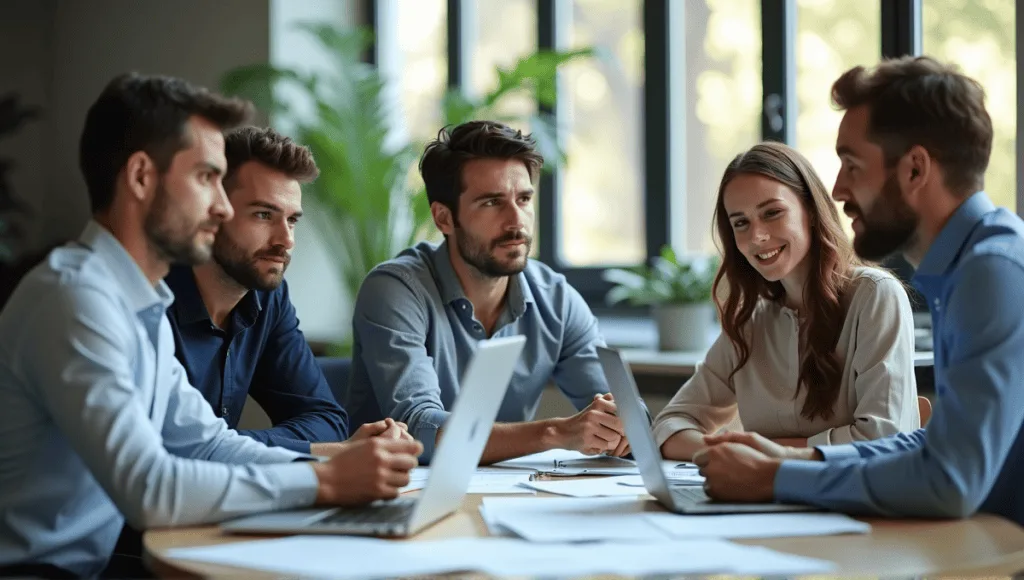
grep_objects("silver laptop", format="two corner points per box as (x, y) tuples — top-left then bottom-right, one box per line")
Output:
(223, 335), (527, 537)
(597, 346), (819, 515)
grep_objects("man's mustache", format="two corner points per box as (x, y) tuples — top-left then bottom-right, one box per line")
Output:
(254, 248), (291, 265)
(492, 231), (532, 246)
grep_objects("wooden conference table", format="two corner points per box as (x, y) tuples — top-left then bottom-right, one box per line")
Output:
(144, 492), (1024, 578)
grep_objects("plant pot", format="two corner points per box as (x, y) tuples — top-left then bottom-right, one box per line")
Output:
(653, 303), (716, 352)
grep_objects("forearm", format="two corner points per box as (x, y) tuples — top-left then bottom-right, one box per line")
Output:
(659, 429), (707, 461)
(770, 437), (807, 448)
(459, 419), (563, 465)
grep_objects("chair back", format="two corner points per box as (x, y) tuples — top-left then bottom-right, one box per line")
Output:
(316, 357), (352, 405)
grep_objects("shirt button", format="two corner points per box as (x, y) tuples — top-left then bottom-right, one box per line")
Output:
(221, 406), (229, 418)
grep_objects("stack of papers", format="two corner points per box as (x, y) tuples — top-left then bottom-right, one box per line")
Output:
(480, 497), (872, 542)
(520, 474), (705, 497)
(399, 467), (535, 495)
(490, 448), (700, 478)
(168, 535), (837, 578)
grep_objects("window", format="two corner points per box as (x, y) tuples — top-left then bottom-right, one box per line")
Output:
(396, 0), (447, 146)
(796, 0), (881, 191)
(560, 0), (645, 267)
(470, 0), (538, 123)
(684, 0), (762, 253)
(923, 0), (1016, 210)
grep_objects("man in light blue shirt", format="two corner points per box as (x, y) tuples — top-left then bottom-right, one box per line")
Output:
(692, 56), (1024, 527)
(0, 73), (421, 578)
(346, 121), (631, 464)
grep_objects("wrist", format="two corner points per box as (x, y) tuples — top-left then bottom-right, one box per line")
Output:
(541, 418), (566, 449)
(310, 462), (331, 504)
(788, 446), (822, 461)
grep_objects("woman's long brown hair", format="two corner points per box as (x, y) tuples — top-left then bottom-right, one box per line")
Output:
(712, 141), (860, 421)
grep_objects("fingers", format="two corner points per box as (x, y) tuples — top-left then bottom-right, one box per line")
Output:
(377, 437), (424, 460)
(354, 420), (390, 440)
(612, 436), (631, 457)
(692, 448), (710, 468)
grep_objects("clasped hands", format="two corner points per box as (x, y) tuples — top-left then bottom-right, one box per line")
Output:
(691, 432), (817, 502)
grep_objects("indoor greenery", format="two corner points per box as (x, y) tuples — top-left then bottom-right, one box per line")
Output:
(603, 245), (720, 306)
(221, 23), (593, 353)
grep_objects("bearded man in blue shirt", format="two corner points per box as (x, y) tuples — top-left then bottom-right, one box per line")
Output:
(693, 55), (1024, 527)
(165, 126), (411, 457)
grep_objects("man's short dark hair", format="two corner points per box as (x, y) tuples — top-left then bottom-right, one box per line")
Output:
(419, 120), (544, 219)
(831, 55), (993, 196)
(223, 126), (319, 188)
(79, 72), (253, 213)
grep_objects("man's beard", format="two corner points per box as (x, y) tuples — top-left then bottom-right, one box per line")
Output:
(847, 171), (920, 261)
(454, 227), (532, 278)
(212, 230), (290, 291)
(145, 181), (218, 265)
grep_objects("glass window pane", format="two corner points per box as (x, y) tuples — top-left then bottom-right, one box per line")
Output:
(796, 0), (881, 196)
(470, 0), (538, 124)
(561, 0), (645, 266)
(398, 0), (447, 144)
(923, 0), (1016, 211)
(684, 0), (763, 253)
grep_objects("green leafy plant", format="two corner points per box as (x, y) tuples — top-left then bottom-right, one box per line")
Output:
(603, 245), (720, 306)
(221, 23), (594, 353)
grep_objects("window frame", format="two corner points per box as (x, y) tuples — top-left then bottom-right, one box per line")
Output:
(367, 0), (1024, 309)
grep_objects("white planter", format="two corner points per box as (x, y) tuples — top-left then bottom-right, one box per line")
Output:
(653, 303), (716, 352)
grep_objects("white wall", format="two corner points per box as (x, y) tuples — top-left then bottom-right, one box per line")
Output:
(43, 0), (272, 250)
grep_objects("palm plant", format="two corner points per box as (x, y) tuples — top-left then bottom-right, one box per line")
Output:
(221, 23), (592, 352)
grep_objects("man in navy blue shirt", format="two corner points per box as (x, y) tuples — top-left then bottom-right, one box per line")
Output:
(166, 126), (409, 456)
(693, 56), (1024, 527)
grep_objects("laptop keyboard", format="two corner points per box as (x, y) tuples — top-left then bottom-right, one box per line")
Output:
(670, 486), (710, 504)
(321, 500), (416, 525)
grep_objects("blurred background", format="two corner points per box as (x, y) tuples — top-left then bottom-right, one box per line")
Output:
(0, 0), (1017, 366)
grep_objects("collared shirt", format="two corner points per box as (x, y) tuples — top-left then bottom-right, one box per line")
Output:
(165, 266), (349, 453)
(774, 192), (1024, 526)
(653, 267), (919, 448)
(0, 222), (318, 577)
(346, 240), (611, 462)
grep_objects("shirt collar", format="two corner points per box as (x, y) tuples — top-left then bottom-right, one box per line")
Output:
(79, 220), (173, 313)
(166, 265), (263, 328)
(431, 239), (534, 315)
(913, 191), (995, 280)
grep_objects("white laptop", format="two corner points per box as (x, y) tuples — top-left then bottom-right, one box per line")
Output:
(597, 346), (819, 515)
(222, 335), (527, 537)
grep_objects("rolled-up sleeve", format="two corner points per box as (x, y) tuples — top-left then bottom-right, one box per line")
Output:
(24, 286), (318, 530)
(775, 255), (1024, 518)
(352, 271), (450, 461)
(807, 277), (919, 446)
(652, 332), (739, 446)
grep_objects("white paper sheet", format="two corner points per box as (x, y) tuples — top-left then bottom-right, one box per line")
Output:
(480, 496), (667, 542)
(399, 469), (536, 494)
(519, 475), (652, 497)
(167, 535), (835, 578)
(645, 512), (872, 539)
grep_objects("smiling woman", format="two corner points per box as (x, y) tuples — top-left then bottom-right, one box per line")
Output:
(653, 141), (921, 461)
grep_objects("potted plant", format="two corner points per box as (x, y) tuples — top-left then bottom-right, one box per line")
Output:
(604, 246), (720, 352)
(221, 23), (593, 354)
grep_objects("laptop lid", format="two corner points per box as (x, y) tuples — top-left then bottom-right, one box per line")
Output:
(596, 346), (680, 510)
(406, 334), (526, 533)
